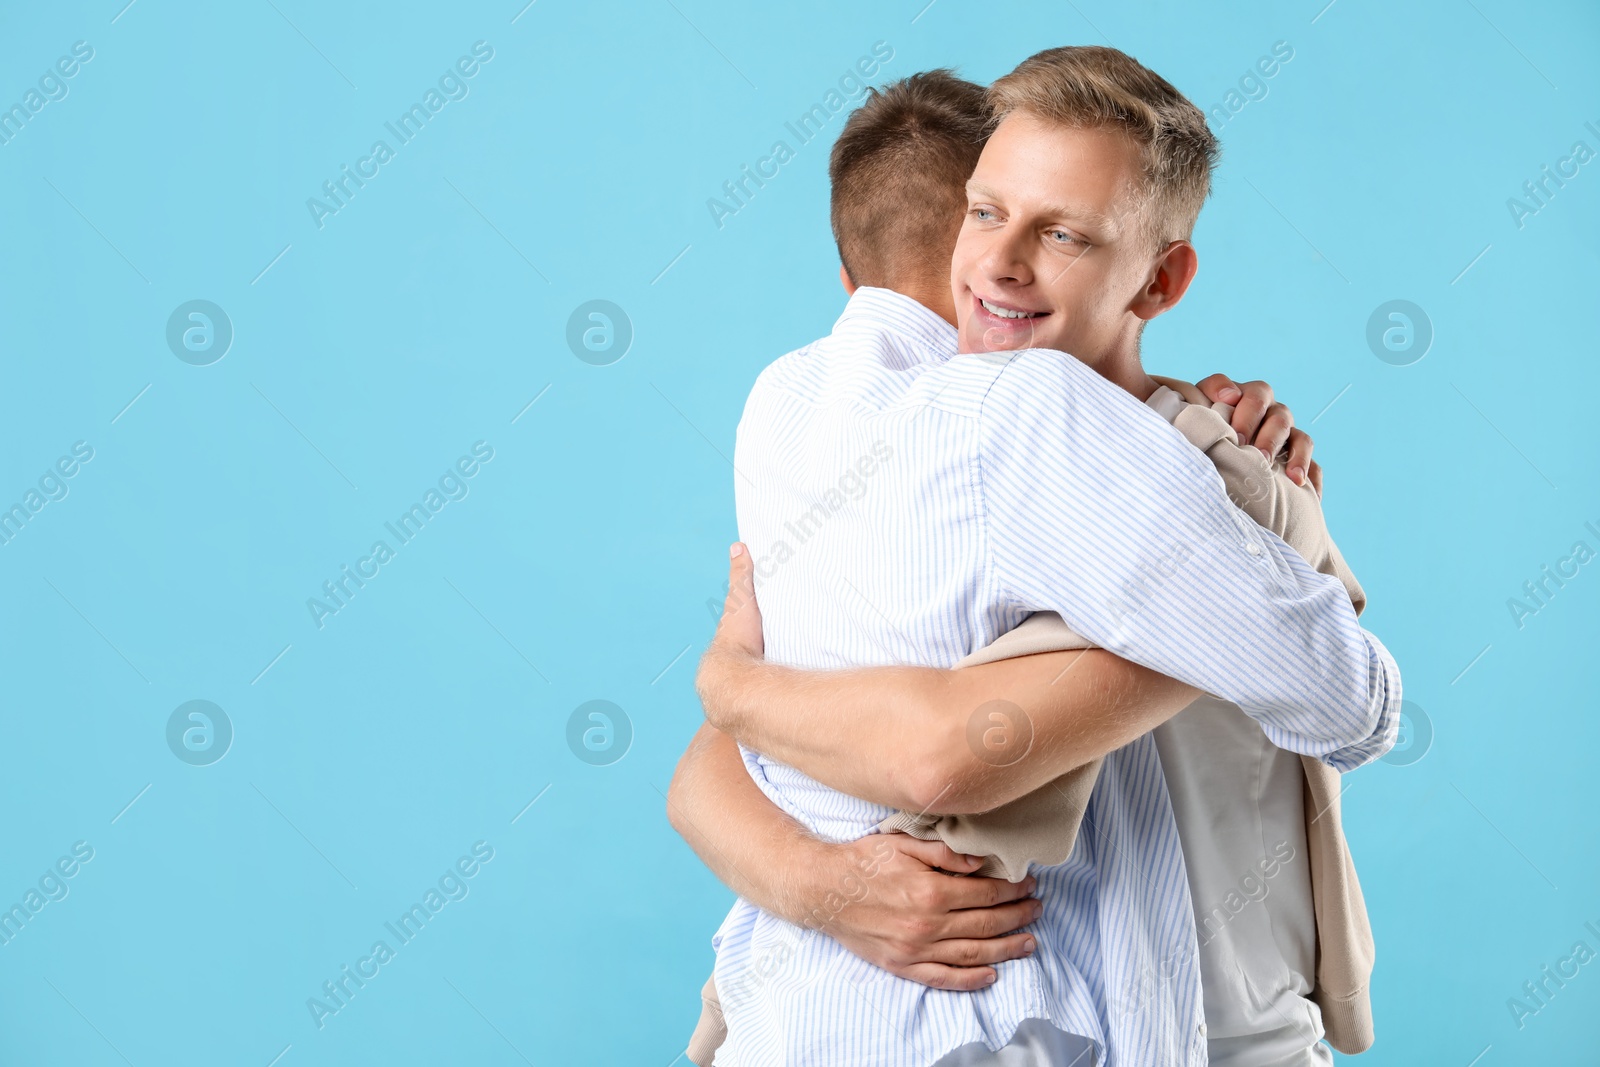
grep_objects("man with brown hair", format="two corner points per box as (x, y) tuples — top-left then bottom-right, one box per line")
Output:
(671, 50), (1396, 1067)
(826, 71), (992, 324)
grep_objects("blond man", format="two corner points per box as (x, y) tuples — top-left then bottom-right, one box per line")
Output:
(672, 51), (1397, 1067)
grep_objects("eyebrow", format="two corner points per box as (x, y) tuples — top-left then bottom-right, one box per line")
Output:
(966, 180), (1124, 239)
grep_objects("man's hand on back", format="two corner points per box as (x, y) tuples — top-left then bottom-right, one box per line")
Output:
(809, 833), (1042, 991)
(685, 553), (1042, 991)
(696, 543), (763, 732)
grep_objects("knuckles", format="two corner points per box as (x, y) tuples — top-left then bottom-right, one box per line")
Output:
(908, 883), (943, 912)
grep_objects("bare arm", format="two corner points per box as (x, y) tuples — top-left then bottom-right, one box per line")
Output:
(698, 381), (1373, 811)
(666, 720), (1042, 989)
(667, 721), (830, 923)
(696, 546), (1200, 815)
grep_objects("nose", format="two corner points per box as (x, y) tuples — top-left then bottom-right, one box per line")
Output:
(976, 226), (1034, 289)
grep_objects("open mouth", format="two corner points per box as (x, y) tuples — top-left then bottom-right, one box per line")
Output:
(977, 296), (1046, 321)
(967, 292), (1049, 355)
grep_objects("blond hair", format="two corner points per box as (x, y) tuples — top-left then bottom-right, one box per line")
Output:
(988, 46), (1219, 246)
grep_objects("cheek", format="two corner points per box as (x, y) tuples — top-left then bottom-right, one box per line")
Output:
(1044, 286), (1109, 350)
(950, 242), (980, 310)
(1043, 272), (1095, 320)
(950, 231), (981, 278)
(1037, 318), (1079, 354)
(1079, 258), (1143, 318)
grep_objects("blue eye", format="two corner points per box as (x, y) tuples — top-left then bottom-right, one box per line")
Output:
(972, 207), (996, 221)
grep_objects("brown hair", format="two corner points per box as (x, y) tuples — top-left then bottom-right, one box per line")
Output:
(988, 46), (1219, 246)
(829, 70), (990, 290)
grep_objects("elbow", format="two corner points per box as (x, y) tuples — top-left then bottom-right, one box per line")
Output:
(665, 742), (704, 840)
(1329, 637), (1397, 747)
(894, 682), (1049, 815)
(1289, 639), (1401, 769)
(909, 768), (1011, 817)
(879, 678), (978, 813)
(1278, 693), (1380, 760)
(665, 766), (690, 838)
(693, 648), (734, 732)
(914, 733), (1100, 817)
(902, 766), (957, 817)
(895, 715), (977, 815)
(917, 761), (1039, 816)
(1332, 646), (1404, 770)
(900, 727), (1007, 816)
(1314, 684), (1382, 751)
(695, 644), (756, 735)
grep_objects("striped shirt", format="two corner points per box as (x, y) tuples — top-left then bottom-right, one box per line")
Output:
(711, 287), (1401, 1067)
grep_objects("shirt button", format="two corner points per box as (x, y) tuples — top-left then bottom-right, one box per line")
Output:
(1245, 543), (1261, 556)
(1198, 1022), (1208, 1036)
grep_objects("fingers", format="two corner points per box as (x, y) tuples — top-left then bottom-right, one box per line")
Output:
(1201, 381), (1317, 486)
(884, 835), (985, 875)
(1283, 428), (1315, 487)
(717, 543), (764, 655)
(892, 961), (998, 992)
(1228, 380), (1276, 445)
(922, 931), (1039, 969)
(1250, 403), (1294, 462)
(941, 897), (1045, 941)
(727, 542), (755, 601)
(935, 871), (1038, 911)
(1194, 373), (1243, 406)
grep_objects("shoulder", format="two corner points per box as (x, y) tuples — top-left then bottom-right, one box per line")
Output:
(888, 348), (1095, 422)
(959, 350), (1223, 487)
(748, 337), (824, 397)
(960, 348), (1166, 435)
(735, 344), (820, 463)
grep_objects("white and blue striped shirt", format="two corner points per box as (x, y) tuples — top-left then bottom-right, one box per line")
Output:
(712, 288), (1401, 1067)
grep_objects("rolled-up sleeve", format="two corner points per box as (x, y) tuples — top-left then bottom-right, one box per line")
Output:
(973, 350), (1401, 769)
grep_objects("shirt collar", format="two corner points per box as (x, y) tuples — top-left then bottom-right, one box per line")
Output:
(832, 286), (959, 366)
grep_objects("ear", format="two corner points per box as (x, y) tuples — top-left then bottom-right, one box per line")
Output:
(839, 264), (858, 296)
(1129, 240), (1198, 322)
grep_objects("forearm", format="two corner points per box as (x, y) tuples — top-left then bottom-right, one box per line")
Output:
(666, 721), (835, 925)
(669, 719), (1047, 989)
(697, 645), (951, 810)
(700, 644), (1198, 814)
(941, 649), (1200, 812)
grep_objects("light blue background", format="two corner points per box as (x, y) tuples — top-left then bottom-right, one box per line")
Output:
(1, 0), (1596, 1064)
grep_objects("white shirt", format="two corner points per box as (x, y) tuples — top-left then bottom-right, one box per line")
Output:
(712, 288), (1401, 1067)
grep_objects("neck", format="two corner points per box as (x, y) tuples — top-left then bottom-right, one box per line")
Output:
(1090, 344), (1160, 401)
(885, 275), (958, 327)
(1055, 309), (1159, 398)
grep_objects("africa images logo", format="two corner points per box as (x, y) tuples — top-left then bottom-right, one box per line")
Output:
(306, 442), (495, 629)
(306, 42), (495, 229)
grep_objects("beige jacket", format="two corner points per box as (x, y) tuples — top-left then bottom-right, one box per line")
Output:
(688, 384), (1378, 1063)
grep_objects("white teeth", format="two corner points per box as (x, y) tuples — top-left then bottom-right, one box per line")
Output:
(980, 298), (1038, 319)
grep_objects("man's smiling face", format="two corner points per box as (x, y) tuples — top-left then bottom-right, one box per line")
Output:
(951, 110), (1167, 368)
